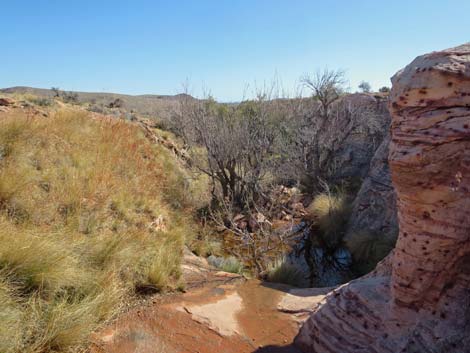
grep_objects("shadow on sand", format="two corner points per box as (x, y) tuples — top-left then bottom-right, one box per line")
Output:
(252, 344), (302, 353)
(260, 280), (334, 297)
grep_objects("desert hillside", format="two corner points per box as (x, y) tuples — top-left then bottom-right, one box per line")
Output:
(0, 98), (206, 352)
(0, 86), (191, 121)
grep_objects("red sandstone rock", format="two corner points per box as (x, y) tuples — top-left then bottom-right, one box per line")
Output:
(0, 97), (14, 106)
(295, 43), (470, 352)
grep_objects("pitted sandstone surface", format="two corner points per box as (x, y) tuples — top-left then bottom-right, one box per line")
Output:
(294, 43), (470, 353)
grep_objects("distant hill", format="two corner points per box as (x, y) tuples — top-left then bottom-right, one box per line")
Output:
(0, 86), (194, 119)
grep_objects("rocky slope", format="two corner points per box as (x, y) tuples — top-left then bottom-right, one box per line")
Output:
(295, 43), (470, 352)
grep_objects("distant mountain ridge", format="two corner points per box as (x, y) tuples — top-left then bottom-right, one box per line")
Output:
(0, 86), (193, 119)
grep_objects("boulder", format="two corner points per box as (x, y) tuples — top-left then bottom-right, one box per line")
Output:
(295, 43), (470, 353)
(0, 97), (14, 106)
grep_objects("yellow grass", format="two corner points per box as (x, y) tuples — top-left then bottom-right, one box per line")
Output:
(306, 191), (351, 247)
(0, 109), (203, 352)
(266, 257), (305, 287)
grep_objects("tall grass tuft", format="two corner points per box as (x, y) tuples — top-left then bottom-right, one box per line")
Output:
(266, 257), (305, 287)
(0, 272), (23, 353)
(207, 255), (244, 274)
(306, 191), (351, 248)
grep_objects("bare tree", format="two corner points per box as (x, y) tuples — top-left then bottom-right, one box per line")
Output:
(301, 69), (346, 119)
(278, 93), (382, 189)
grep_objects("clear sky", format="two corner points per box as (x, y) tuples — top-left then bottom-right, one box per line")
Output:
(1, 0), (469, 101)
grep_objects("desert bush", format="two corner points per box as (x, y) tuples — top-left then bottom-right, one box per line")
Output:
(51, 87), (61, 97)
(266, 257), (305, 287)
(107, 98), (124, 108)
(87, 103), (106, 113)
(302, 69), (347, 119)
(346, 230), (396, 275)
(61, 91), (79, 103)
(279, 97), (382, 190)
(358, 81), (372, 93)
(189, 224), (222, 257)
(379, 86), (390, 93)
(244, 69), (384, 192)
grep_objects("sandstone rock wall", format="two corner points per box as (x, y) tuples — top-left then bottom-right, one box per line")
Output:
(333, 94), (390, 182)
(295, 43), (470, 353)
(344, 132), (398, 246)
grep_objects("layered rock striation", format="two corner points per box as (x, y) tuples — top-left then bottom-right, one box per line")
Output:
(295, 44), (470, 353)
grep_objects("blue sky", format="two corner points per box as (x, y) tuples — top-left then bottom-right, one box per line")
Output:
(1, 0), (469, 101)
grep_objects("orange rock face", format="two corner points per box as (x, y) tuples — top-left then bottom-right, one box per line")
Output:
(295, 44), (470, 352)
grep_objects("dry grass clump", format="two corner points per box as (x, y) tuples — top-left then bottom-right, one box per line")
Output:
(306, 191), (351, 247)
(0, 109), (201, 352)
(266, 257), (305, 287)
(207, 255), (244, 274)
(0, 272), (24, 353)
(0, 220), (89, 295)
(345, 230), (396, 275)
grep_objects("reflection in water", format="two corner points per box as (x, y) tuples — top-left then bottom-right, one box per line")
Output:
(223, 219), (353, 288)
(288, 224), (352, 287)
